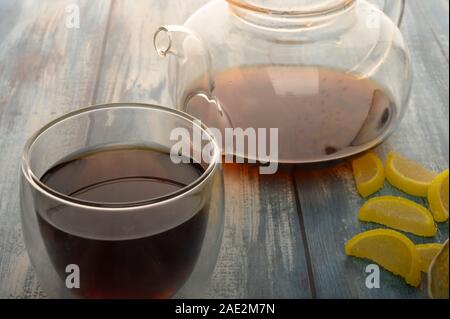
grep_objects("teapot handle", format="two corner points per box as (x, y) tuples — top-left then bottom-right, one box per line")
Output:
(153, 25), (232, 128)
(380, 0), (405, 26)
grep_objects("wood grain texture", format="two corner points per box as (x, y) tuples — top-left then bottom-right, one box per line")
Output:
(0, 0), (112, 298)
(413, 0), (449, 60)
(0, 0), (448, 299)
(94, 0), (312, 299)
(294, 0), (449, 299)
(207, 164), (311, 298)
(91, 0), (208, 106)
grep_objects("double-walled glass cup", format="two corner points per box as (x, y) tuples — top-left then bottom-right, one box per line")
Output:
(20, 103), (224, 299)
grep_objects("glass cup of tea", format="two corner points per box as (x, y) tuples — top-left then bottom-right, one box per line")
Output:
(20, 103), (224, 299)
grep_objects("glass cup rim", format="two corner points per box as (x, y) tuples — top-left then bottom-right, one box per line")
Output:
(21, 103), (221, 211)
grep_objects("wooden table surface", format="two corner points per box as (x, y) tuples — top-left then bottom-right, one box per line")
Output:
(0, 0), (448, 299)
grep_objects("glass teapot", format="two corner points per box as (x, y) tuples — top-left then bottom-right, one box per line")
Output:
(154, 0), (411, 163)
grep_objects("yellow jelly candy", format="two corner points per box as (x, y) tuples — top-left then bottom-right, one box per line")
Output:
(352, 152), (385, 197)
(417, 243), (443, 272)
(428, 240), (449, 299)
(345, 229), (421, 287)
(359, 196), (437, 237)
(386, 152), (437, 197)
(428, 169), (449, 222)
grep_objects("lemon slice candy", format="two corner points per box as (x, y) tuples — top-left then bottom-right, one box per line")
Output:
(352, 152), (385, 197)
(358, 196), (437, 237)
(345, 229), (421, 287)
(417, 243), (443, 272)
(428, 169), (449, 222)
(386, 152), (438, 197)
(428, 240), (449, 299)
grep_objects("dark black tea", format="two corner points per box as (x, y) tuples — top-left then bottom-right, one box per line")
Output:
(37, 146), (208, 299)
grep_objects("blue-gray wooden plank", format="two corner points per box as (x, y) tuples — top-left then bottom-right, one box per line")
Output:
(93, 0), (312, 299)
(294, 0), (449, 299)
(0, 0), (313, 299)
(0, 0), (112, 298)
(0, 0), (448, 299)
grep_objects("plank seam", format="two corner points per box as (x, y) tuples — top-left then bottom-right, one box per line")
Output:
(411, 0), (449, 63)
(290, 173), (317, 299)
